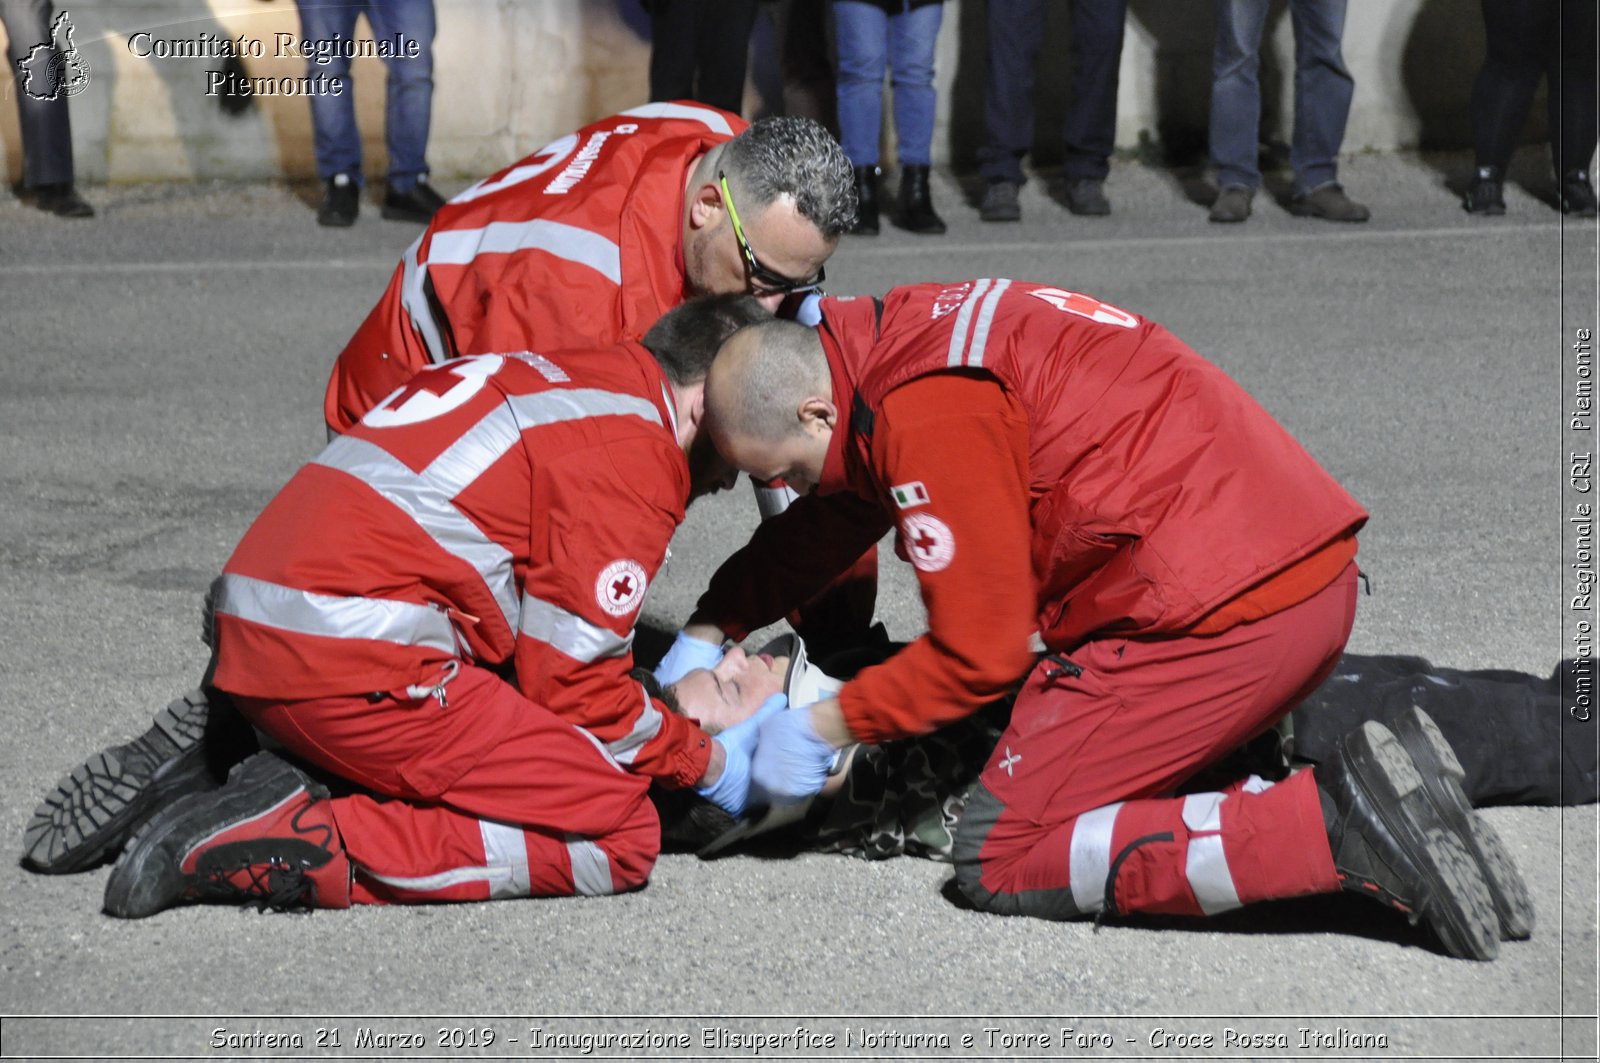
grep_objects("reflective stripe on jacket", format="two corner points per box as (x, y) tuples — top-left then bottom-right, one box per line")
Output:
(218, 345), (713, 788)
(324, 102), (744, 432)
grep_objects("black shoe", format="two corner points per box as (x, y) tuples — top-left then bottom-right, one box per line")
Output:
(1320, 720), (1500, 960)
(1064, 178), (1110, 216)
(978, 180), (1021, 222)
(1464, 166), (1506, 215)
(1560, 169), (1598, 217)
(316, 173), (359, 227)
(104, 752), (349, 918)
(895, 164), (946, 234)
(848, 165), (879, 236)
(1289, 182), (1370, 222)
(1390, 707), (1533, 939)
(1208, 185), (1254, 223)
(381, 176), (447, 223)
(32, 182), (94, 218)
(23, 690), (218, 874)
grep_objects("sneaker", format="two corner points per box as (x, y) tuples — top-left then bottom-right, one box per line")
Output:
(1064, 178), (1111, 216)
(316, 173), (359, 227)
(1208, 185), (1254, 223)
(32, 182), (94, 218)
(1320, 720), (1499, 960)
(1290, 182), (1370, 222)
(381, 176), (447, 223)
(104, 752), (350, 918)
(23, 690), (218, 874)
(1560, 170), (1598, 217)
(978, 180), (1021, 222)
(1390, 706), (1533, 939)
(1464, 167), (1506, 215)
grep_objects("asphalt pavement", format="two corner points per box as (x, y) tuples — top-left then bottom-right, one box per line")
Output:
(0, 150), (1596, 1061)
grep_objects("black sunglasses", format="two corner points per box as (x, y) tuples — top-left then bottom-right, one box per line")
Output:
(719, 171), (825, 296)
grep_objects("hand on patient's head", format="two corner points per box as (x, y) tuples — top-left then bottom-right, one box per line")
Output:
(652, 629), (725, 686)
(696, 692), (789, 816)
(667, 646), (790, 735)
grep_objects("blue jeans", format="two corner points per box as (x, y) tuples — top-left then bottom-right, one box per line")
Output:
(832, 1), (944, 167)
(979, 0), (1128, 185)
(294, 0), (436, 190)
(1, 0), (74, 187)
(1209, 0), (1352, 194)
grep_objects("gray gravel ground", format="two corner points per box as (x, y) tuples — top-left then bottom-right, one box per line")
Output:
(0, 149), (1596, 1061)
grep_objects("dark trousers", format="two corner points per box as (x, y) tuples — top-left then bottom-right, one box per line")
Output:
(2, 0), (75, 188)
(1471, 0), (1598, 176)
(1291, 654), (1596, 808)
(977, 0), (1128, 184)
(649, 0), (761, 115)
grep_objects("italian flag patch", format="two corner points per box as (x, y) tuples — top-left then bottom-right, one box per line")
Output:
(891, 481), (930, 509)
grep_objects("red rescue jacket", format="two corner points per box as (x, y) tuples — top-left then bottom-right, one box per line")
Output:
(324, 102), (745, 433)
(827, 281), (1368, 647)
(217, 345), (713, 788)
(698, 281), (1367, 738)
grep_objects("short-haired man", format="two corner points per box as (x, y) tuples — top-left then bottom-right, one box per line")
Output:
(99, 296), (779, 917)
(685, 281), (1531, 960)
(324, 103), (857, 433)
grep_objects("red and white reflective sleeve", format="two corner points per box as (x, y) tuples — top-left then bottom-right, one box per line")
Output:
(515, 439), (712, 789)
(840, 374), (1041, 743)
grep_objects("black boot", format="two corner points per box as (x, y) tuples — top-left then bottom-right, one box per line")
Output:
(1320, 720), (1500, 960)
(849, 165), (879, 236)
(896, 164), (946, 234)
(23, 690), (226, 873)
(1388, 707), (1534, 940)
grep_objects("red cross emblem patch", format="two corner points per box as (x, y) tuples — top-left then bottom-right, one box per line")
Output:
(596, 559), (648, 617)
(900, 513), (955, 573)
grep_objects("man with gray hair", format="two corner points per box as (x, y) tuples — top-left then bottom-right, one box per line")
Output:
(324, 102), (856, 432)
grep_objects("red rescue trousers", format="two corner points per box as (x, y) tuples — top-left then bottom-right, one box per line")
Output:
(234, 665), (658, 906)
(952, 564), (1359, 920)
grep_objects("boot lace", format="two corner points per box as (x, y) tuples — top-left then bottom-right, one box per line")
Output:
(200, 856), (315, 913)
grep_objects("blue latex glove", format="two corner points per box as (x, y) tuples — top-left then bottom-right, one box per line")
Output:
(653, 630), (724, 685)
(696, 693), (788, 816)
(750, 705), (837, 806)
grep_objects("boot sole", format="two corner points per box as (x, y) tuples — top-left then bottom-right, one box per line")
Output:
(22, 691), (216, 874)
(103, 752), (312, 918)
(1343, 721), (1500, 961)
(1391, 707), (1534, 939)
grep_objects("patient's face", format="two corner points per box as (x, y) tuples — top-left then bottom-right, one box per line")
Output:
(671, 646), (787, 734)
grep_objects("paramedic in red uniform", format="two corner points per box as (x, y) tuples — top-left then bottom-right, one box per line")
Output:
(101, 297), (781, 918)
(687, 280), (1531, 961)
(21, 104), (866, 880)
